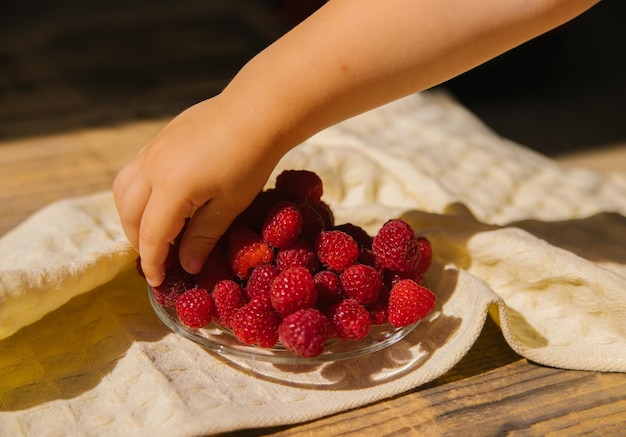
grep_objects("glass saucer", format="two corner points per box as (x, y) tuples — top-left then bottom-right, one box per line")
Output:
(148, 287), (419, 364)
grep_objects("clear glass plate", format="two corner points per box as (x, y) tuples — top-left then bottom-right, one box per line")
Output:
(148, 286), (419, 364)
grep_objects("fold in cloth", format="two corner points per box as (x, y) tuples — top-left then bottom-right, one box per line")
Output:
(1, 91), (624, 435)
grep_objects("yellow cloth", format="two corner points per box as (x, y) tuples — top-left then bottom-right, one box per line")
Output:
(1, 92), (624, 435)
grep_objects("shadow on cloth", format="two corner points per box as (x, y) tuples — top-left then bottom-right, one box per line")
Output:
(0, 269), (168, 411)
(510, 212), (626, 267)
(405, 202), (626, 272)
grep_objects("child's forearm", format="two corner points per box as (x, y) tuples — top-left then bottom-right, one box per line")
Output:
(116, 0), (599, 287)
(222, 0), (600, 153)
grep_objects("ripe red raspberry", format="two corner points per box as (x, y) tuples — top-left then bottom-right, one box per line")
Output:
(275, 169), (323, 205)
(384, 268), (423, 289)
(298, 203), (326, 243)
(196, 244), (236, 292)
(326, 298), (371, 341)
(152, 263), (196, 307)
(230, 298), (281, 348)
(227, 226), (275, 280)
(233, 188), (285, 229)
(416, 236), (432, 273)
(211, 279), (247, 328)
(262, 201), (303, 248)
(334, 223), (373, 250)
(275, 239), (320, 273)
(372, 219), (419, 272)
(245, 264), (280, 303)
(388, 279), (436, 327)
(314, 270), (344, 310)
(356, 248), (379, 269)
(175, 288), (213, 329)
(339, 264), (382, 305)
(366, 285), (390, 325)
(315, 230), (359, 272)
(314, 201), (335, 229)
(278, 308), (330, 358)
(270, 266), (317, 315)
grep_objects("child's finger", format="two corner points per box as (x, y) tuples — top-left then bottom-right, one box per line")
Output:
(139, 191), (194, 287)
(112, 162), (150, 250)
(178, 197), (238, 275)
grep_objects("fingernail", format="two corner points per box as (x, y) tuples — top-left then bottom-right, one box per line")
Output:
(146, 276), (159, 288)
(186, 257), (205, 274)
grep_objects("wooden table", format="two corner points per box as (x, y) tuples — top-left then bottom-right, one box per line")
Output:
(1, 120), (625, 436)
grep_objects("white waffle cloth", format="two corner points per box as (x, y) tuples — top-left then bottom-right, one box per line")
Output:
(1, 91), (624, 436)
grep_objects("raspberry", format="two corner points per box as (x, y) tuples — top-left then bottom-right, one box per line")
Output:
(262, 201), (303, 248)
(388, 279), (436, 327)
(211, 279), (247, 328)
(196, 244), (236, 292)
(416, 236), (432, 273)
(339, 264), (382, 305)
(298, 203), (326, 243)
(175, 288), (213, 329)
(233, 189), (285, 229)
(278, 308), (330, 358)
(314, 201), (335, 229)
(245, 264), (280, 303)
(366, 285), (390, 325)
(227, 226), (275, 280)
(372, 219), (419, 272)
(270, 266), (317, 315)
(314, 270), (344, 310)
(334, 223), (373, 250)
(275, 170), (323, 205)
(275, 239), (320, 273)
(356, 249), (379, 269)
(152, 263), (196, 307)
(326, 298), (371, 341)
(315, 230), (359, 272)
(384, 269), (423, 289)
(230, 298), (281, 347)
(147, 169), (440, 357)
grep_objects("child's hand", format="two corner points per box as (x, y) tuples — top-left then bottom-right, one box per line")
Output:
(113, 0), (598, 287)
(113, 95), (284, 287)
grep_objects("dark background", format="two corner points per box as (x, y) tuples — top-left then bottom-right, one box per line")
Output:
(1, 0), (624, 157)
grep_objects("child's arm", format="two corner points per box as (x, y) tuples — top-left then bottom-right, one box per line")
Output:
(113, 0), (600, 287)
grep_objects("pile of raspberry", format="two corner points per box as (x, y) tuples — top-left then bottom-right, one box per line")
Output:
(149, 170), (436, 358)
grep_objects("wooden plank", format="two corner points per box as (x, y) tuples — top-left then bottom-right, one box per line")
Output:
(0, 119), (164, 235)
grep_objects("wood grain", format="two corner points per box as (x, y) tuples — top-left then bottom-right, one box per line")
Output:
(0, 119), (163, 235)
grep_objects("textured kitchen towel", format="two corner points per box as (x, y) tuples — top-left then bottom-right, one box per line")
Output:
(1, 91), (625, 436)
